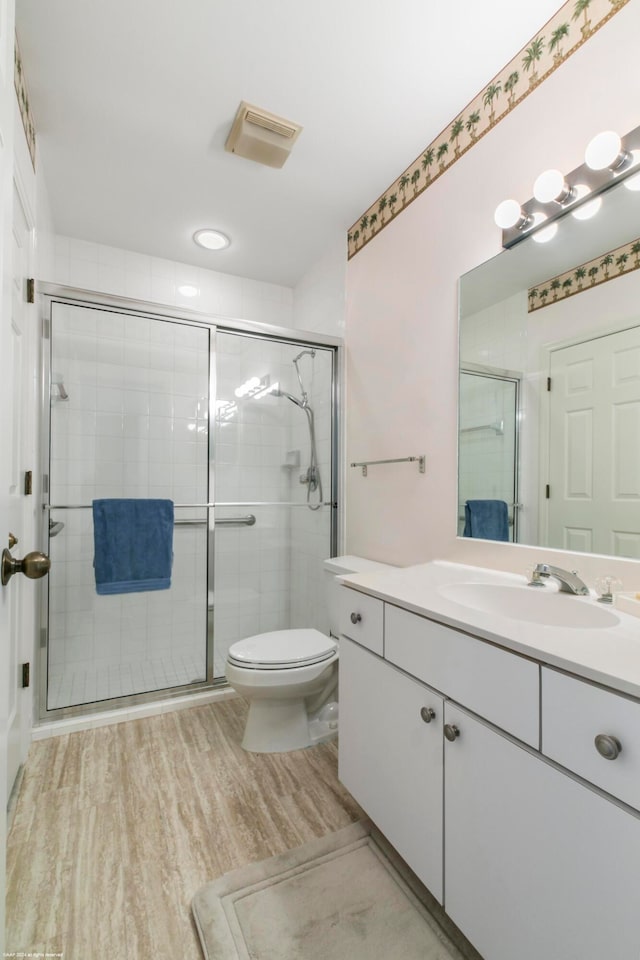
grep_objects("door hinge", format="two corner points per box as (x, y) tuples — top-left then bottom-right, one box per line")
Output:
(545, 484), (550, 499)
(26, 278), (35, 303)
(24, 470), (32, 495)
(21, 663), (30, 688)
(547, 377), (551, 391)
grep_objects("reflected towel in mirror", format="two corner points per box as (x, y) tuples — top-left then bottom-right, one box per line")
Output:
(463, 499), (509, 541)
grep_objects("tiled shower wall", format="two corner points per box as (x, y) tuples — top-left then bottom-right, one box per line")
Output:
(50, 235), (294, 327)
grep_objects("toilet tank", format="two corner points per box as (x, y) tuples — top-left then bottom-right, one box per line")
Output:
(323, 555), (394, 638)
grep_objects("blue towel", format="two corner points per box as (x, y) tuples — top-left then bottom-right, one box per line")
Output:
(92, 499), (174, 595)
(463, 499), (509, 541)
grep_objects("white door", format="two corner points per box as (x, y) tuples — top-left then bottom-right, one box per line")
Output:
(547, 325), (640, 556)
(4, 181), (39, 802)
(0, 0), (19, 946)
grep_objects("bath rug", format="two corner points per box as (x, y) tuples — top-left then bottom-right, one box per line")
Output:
(192, 820), (469, 959)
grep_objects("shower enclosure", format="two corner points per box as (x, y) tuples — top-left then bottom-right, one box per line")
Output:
(40, 296), (338, 718)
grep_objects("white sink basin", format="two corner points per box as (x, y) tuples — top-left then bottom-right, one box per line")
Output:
(438, 582), (621, 629)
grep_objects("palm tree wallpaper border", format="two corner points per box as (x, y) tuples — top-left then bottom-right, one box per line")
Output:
(527, 235), (640, 312)
(347, 0), (630, 260)
(14, 34), (36, 170)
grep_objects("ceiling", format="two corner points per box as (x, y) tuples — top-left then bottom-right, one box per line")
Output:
(17, 0), (563, 288)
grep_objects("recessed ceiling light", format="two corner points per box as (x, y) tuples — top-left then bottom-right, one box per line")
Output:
(193, 229), (230, 250)
(178, 284), (199, 297)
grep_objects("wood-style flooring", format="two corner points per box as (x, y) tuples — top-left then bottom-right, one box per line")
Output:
(6, 697), (362, 959)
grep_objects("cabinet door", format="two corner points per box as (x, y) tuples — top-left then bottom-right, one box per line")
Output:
(339, 637), (444, 901)
(444, 703), (640, 960)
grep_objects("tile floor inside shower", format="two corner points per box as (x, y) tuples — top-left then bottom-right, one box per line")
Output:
(47, 648), (213, 710)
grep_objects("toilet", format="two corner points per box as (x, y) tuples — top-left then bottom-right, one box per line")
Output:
(225, 555), (391, 753)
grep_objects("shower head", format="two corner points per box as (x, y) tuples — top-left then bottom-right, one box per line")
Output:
(292, 349), (315, 403)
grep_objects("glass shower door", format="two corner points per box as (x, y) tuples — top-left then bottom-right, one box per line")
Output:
(212, 331), (335, 677)
(45, 301), (211, 711)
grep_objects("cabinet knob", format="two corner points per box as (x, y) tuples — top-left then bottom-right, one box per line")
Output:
(444, 723), (460, 742)
(350, 612), (362, 624)
(420, 707), (436, 724)
(594, 734), (622, 760)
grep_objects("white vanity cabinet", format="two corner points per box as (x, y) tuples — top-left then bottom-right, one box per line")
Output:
(443, 703), (640, 960)
(338, 636), (444, 901)
(339, 583), (640, 960)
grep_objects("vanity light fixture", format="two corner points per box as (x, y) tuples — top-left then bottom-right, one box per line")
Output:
(496, 122), (640, 248)
(193, 228), (231, 251)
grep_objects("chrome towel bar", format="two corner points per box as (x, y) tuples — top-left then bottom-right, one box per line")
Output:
(175, 515), (256, 527)
(350, 455), (425, 477)
(215, 515), (256, 526)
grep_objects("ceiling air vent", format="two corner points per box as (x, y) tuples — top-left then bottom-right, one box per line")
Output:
(225, 101), (302, 169)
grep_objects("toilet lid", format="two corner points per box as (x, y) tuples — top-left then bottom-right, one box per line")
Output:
(227, 629), (337, 669)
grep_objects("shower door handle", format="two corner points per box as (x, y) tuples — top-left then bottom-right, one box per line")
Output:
(1, 549), (51, 586)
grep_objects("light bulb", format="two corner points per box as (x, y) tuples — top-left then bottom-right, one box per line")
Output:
(494, 199), (525, 229)
(533, 169), (571, 204)
(584, 131), (623, 170)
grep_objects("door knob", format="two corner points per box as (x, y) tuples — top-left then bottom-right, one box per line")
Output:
(1, 549), (50, 586)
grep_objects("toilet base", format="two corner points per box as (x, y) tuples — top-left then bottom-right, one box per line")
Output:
(241, 697), (338, 754)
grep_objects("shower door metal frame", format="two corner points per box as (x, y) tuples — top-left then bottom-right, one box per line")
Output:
(37, 284), (342, 722)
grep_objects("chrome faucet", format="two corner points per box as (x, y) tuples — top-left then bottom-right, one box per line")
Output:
(529, 563), (589, 596)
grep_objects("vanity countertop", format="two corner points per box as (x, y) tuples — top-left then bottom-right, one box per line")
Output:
(339, 560), (640, 699)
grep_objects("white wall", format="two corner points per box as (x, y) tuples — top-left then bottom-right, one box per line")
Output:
(344, 1), (640, 588)
(292, 237), (346, 337)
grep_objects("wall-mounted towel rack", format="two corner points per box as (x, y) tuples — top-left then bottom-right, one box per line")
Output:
(350, 455), (425, 477)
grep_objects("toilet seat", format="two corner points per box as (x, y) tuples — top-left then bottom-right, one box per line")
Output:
(227, 628), (337, 670)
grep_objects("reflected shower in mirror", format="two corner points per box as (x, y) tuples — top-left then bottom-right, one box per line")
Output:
(458, 174), (640, 559)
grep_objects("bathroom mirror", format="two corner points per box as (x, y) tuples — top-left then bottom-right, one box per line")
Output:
(458, 175), (640, 559)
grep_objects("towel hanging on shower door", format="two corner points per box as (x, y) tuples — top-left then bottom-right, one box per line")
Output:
(92, 498), (174, 595)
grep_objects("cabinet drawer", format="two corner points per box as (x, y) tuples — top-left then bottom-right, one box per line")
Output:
(542, 668), (640, 810)
(338, 587), (384, 655)
(385, 604), (539, 747)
